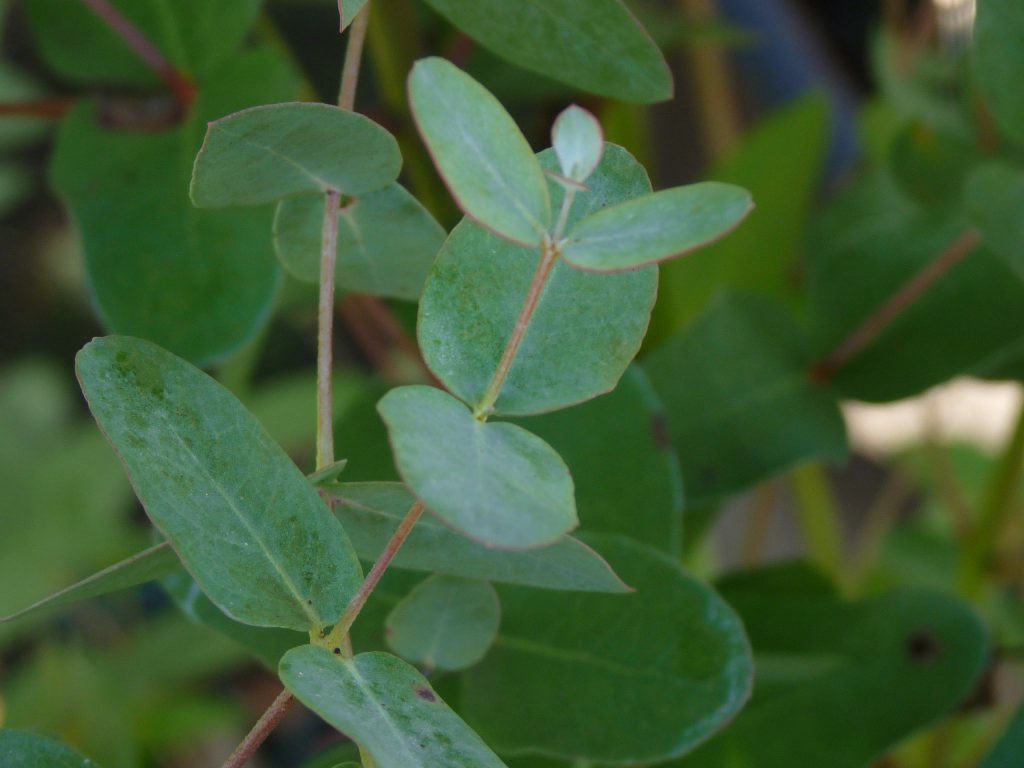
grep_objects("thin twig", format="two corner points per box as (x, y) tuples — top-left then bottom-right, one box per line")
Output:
(0, 100), (75, 119)
(220, 688), (295, 768)
(338, 6), (371, 110)
(324, 501), (426, 651)
(317, 190), (343, 470)
(811, 229), (981, 382)
(77, 0), (196, 108)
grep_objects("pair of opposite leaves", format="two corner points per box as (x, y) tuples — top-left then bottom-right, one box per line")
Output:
(189, 56), (753, 552)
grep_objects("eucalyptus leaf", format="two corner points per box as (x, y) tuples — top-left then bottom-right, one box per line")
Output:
(328, 482), (628, 592)
(520, 366), (684, 555)
(51, 48), (299, 365)
(77, 336), (363, 633)
(461, 535), (752, 763)
(273, 183), (444, 300)
(0, 543), (179, 624)
(965, 162), (1024, 283)
(421, 0), (672, 103)
(191, 102), (401, 207)
(339, 0), (369, 29)
(419, 144), (658, 416)
(23, 0), (261, 85)
(671, 563), (990, 768)
(279, 647), (509, 768)
(562, 182), (753, 272)
(982, 701), (1024, 768)
(377, 386), (577, 549)
(974, 0), (1024, 145)
(385, 575), (500, 671)
(0, 729), (100, 767)
(644, 293), (847, 504)
(408, 57), (550, 246)
(552, 105), (604, 183)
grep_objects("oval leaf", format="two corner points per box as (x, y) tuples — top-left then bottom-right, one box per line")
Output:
(552, 105), (604, 183)
(418, 144), (658, 416)
(191, 102), (401, 207)
(385, 575), (500, 671)
(408, 57), (550, 246)
(461, 535), (752, 763)
(77, 336), (363, 633)
(421, 0), (672, 103)
(0, 729), (99, 767)
(562, 182), (753, 272)
(274, 183), (445, 300)
(279, 647), (509, 768)
(377, 386), (577, 549)
(328, 482), (627, 592)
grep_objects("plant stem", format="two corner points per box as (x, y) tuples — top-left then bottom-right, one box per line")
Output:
(812, 229), (981, 381)
(0, 100), (75, 119)
(77, 0), (196, 108)
(323, 501), (426, 650)
(474, 239), (559, 419)
(317, 189), (342, 471)
(338, 5), (370, 110)
(220, 688), (295, 768)
(959, 401), (1024, 595)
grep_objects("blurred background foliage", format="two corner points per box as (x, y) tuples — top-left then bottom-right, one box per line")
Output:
(2, 0), (1024, 766)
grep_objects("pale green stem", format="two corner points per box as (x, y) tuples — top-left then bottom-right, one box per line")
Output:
(791, 464), (846, 589)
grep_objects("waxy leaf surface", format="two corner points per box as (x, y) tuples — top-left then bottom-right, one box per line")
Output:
(274, 183), (444, 300)
(421, 0), (672, 103)
(552, 105), (603, 183)
(0, 729), (99, 768)
(1, 543), (179, 625)
(672, 564), (989, 768)
(461, 535), (752, 763)
(645, 293), (847, 503)
(328, 482), (627, 592)
(419, 144), (658, 416)
(386, 575), (500, 671)
(378, 386), (577, 549)
(51, 49), (298, 365)
(77, 336), (363, 632)
(563, 182), (753, 272)
(191, 102), (401, 207)
(280, 647), (509, 768)
(409, 57), (550, 245)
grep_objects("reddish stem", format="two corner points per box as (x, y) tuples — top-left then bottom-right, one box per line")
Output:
(0, 99), (75, 119)
(811, 229), (982, 382)
(78, 0), (196, 109)
(220, 688), (295, 768)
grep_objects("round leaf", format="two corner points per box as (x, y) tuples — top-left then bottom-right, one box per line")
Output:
(377, 386), (577, 549)
(191, 102), (401, 207)
(385, 575), (500, 671)
(418, 144), (658, 416)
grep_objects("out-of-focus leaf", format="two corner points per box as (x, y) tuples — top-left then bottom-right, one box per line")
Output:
(983, 702), (1024, 768)
(552, 105), (604, 183)
(965, 162), (1024, 283)
(974, 0), (1024, 145)
(0, 729), (99, 767)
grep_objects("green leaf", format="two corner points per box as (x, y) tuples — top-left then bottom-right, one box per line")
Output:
(0, 729), (100, 767)
(649, 93), (829, 340)
(671, 563), (990, 768)
(0, 543), (179, 624)
(419, 144), (658, 416)
(562, 182), (753, 272)
(23, 0), (261, 85)
(377, 386), (577, 549)
(806, 171), (1024, 401)
(965, 162), (1024, 283)
(974, 0), (1024, 145)
(328, 482), (628, 592)
(191, 103), (401, 207)
(273, 183), (444, 300)
(644, 293), (847, 504)
(385, 575), (500, 671)
(76, 336), (363, 633)
(421, 0), (672, 103)
(50, 48), (299, 365)
(520, 366), (684, 555)
(279, 647), (509, 768)
(408, 57), (550, 246)
(983, 701), (1024, 768)
(552, 105), (603, 183)
(461, 535), (752, 763)
(339, 0), (369, 30)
